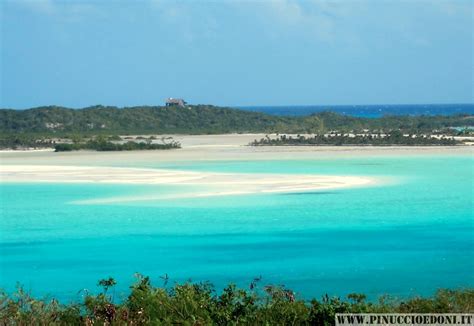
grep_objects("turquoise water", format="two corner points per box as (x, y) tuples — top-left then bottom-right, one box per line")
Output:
(0, 155), (473, 301)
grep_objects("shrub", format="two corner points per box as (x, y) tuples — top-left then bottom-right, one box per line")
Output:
(0, 277), (472, 325)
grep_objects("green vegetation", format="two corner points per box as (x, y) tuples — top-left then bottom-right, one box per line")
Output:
(1, 277), (472, 325)
(1, 105), (473, 135)
(0, 105), (286, 135)
(251, 131), (460, 146)
(1, 105), (472, 149)
(54, 136), (181, 152)
(0, 134), (181, 151)
(0, 134), (56, 150)
(54, 141), (180, 152)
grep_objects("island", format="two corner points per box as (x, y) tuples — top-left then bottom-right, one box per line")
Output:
(0, 105), (473, 150)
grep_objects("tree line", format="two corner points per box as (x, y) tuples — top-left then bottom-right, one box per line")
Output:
(0, 134), (181, 151)
(0, 134), (56, 150)
(54, 137), (181, 152)
(251, 132), (460, 146)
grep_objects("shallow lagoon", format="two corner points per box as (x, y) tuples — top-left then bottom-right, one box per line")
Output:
(0, 155), (473, 301)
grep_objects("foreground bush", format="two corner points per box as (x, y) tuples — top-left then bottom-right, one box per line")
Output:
(0, 275), (472, 325)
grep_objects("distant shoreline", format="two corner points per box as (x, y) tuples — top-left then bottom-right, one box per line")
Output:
(1, 133), (472, 157)
(0, 134), (470, 199)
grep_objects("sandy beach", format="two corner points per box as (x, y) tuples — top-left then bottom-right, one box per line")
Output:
(0, 134), (472, 164)
(1, 134), (471, 199)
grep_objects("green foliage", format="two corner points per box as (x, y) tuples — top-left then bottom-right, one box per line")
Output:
(1, 105), (472, 137)
(251, 132), (460, 146)
(0, 277), (472, 325)
(98, 277), (117, 294)
(0, 105), (292, 135)
(1, 105), (471, 149)
(107, 135), (122, 141)
(54, 138), (181, 152)
(0, 134), (55, 149)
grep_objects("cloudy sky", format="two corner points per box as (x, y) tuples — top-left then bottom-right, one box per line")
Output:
(1, 0), (472, 108)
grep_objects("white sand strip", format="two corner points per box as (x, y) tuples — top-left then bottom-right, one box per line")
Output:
(0, 165), (376, 201)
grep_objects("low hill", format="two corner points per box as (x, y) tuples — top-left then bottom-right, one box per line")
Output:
(0, 105), (473, 135)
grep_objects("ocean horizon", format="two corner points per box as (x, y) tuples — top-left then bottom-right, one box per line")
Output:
(5, 103), (474, 119)
(237, 103), (474, 118)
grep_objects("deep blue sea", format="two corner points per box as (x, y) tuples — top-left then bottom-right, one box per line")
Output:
(1, 154), (473, 302)
(237, 104), (474, 118)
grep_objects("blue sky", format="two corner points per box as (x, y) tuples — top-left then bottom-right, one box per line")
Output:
(1, 0), (472, 108)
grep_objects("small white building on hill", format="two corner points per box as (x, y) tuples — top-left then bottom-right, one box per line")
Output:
(165, 98), (187, 107)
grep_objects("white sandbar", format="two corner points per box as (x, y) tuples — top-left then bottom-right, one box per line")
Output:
(0, 165), (376, 201)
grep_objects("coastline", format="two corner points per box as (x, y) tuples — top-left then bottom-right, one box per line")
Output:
(0, 165), (377, 200)
(0, 134), (472, 164)
(1, 134), (470, 199)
